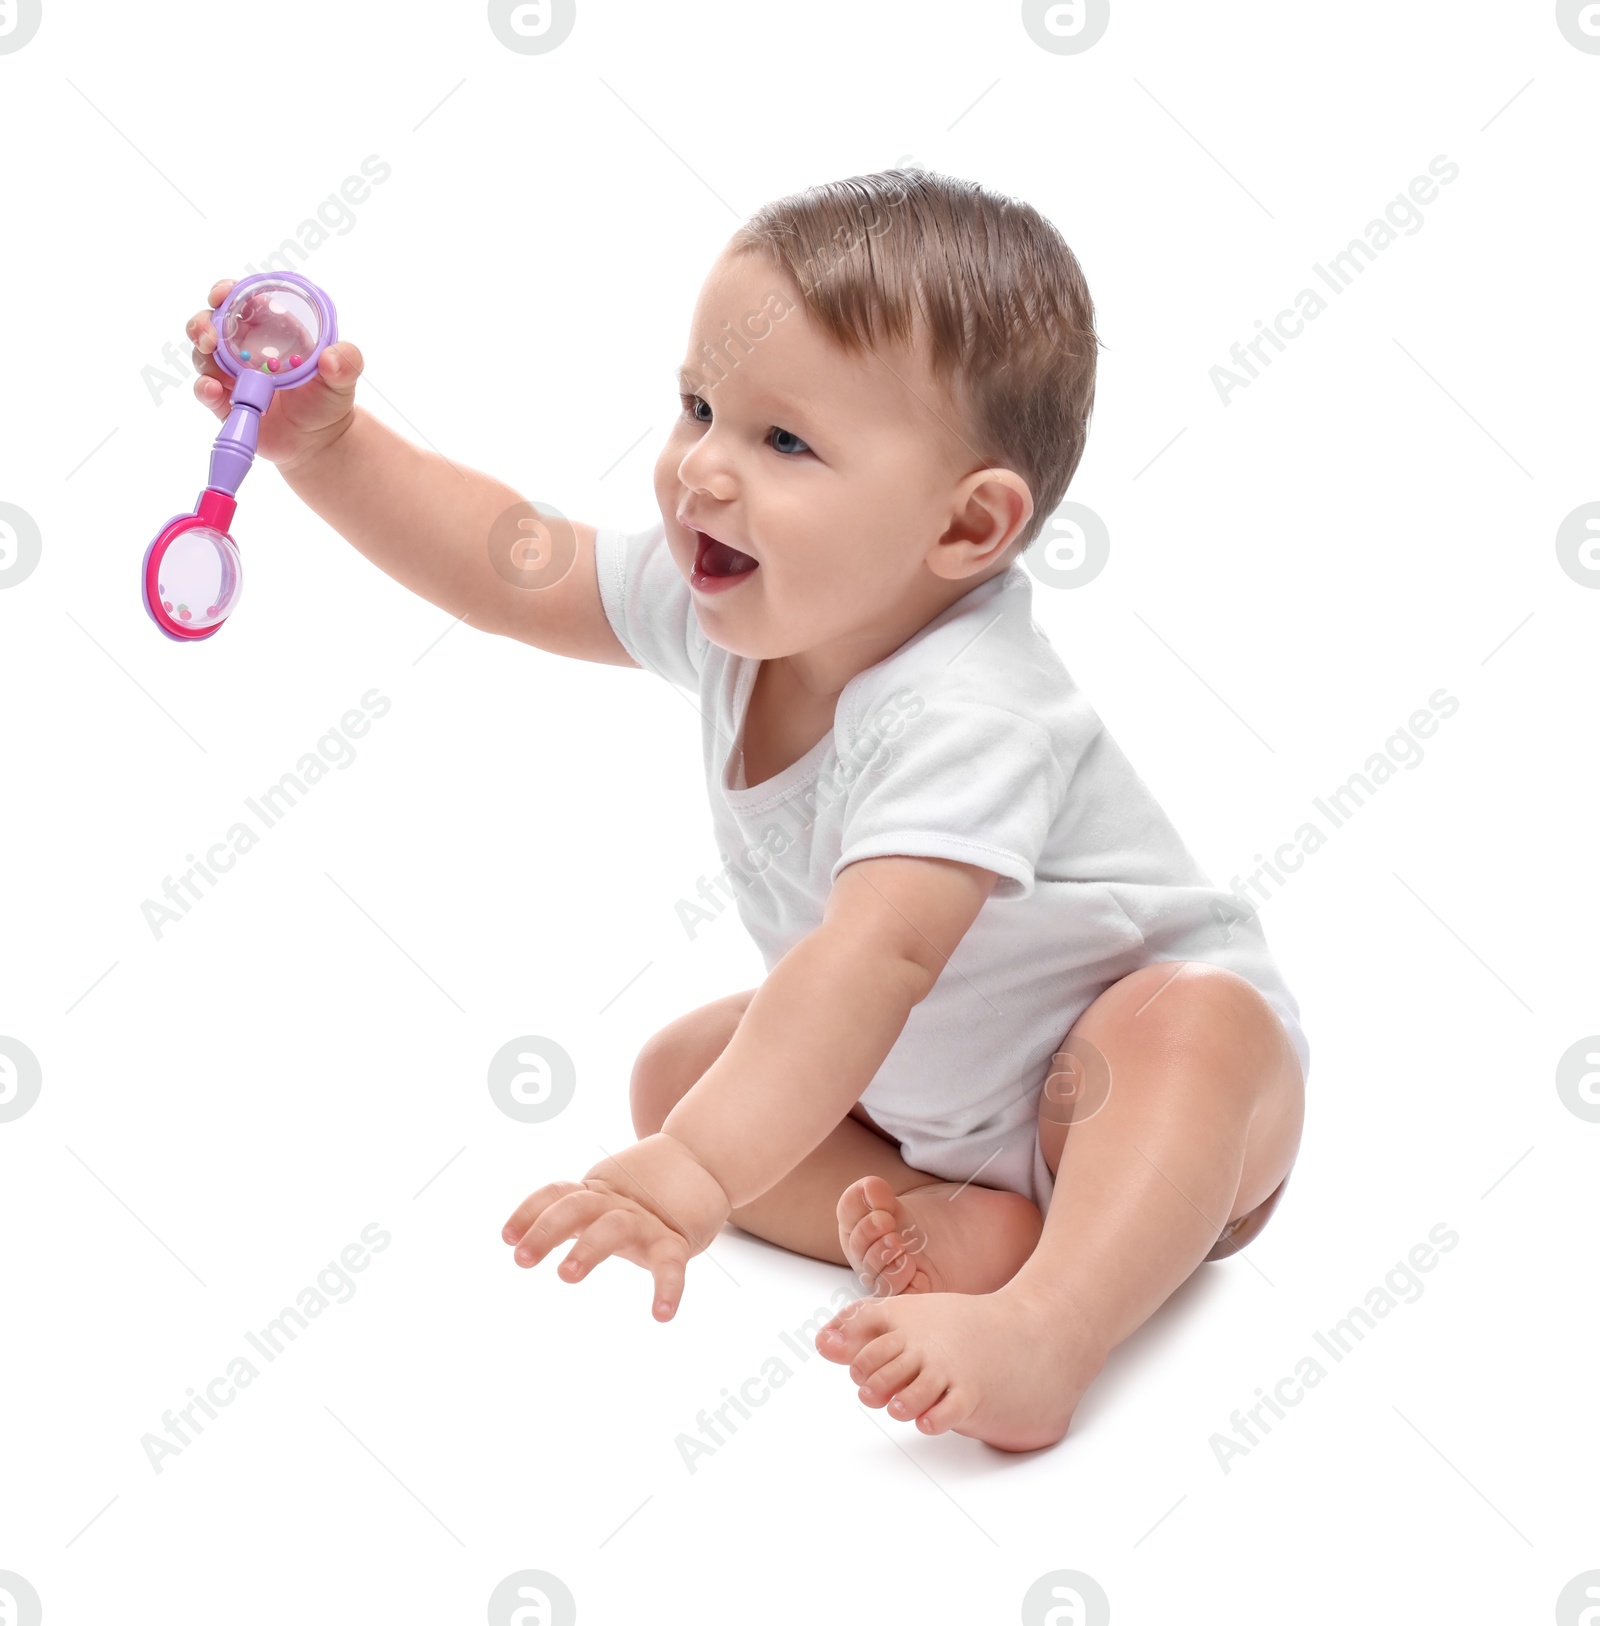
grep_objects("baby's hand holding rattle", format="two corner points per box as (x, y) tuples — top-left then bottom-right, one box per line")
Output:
(187, 277), (364, 470)
(143, 271), (361, 643)
(501, 1135), (732, 1321)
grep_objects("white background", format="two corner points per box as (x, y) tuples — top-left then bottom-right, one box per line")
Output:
(0, 1), (1594, 1620)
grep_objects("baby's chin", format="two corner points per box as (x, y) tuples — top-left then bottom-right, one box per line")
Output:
(687, 590), (822, 664)
(689, 604), (782, 662)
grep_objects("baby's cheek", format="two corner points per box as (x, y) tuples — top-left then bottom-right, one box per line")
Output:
(803, 554), (878, 625)
(654, 426), (692, 483)
(652, 453), (682, 517)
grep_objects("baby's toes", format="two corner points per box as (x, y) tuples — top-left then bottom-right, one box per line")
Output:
(845, 1204), (900, 1264)
(846, 1330), (905, 1387)
(859, 1230), (921, 1293)
(857, 1350), (923, 1408)
(816, 1297), (890, 1361)
(836, 1174), (899, 1236)
(916, 1386), (976, 1436)
(886, 1362), (950, 1423)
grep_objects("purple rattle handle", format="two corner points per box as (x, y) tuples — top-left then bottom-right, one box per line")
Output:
(207, 368), (275, 496)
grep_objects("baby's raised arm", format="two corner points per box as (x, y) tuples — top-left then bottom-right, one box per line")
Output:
(186, 279), (632, 667)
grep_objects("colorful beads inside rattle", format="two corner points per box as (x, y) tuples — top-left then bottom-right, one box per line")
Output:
(156, 526), (242, 632)
(219, 281), (323, 380)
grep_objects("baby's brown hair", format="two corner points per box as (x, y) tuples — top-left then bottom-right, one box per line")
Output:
(728, 167), (1100, 554)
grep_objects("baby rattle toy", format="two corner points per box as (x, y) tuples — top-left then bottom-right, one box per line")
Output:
(141, 272), (338, 641)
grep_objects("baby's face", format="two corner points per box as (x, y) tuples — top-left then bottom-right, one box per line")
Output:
(653, 245), (1020, 664)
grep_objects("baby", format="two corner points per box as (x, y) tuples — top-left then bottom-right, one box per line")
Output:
(186, 168), (1308, 1453)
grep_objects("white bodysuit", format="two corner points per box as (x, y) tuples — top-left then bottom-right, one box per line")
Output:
(593, 520), (1310, 1216)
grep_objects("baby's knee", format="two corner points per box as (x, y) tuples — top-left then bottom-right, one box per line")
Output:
(628, 989), (757, 1137)
(1082, 961), (1284, 1085)
(628, 1032), (693, 1137)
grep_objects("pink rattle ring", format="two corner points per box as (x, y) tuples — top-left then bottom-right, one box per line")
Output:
(142, 272), (338, 642)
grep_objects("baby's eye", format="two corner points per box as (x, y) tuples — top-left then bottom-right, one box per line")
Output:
(769, 426), (811, 456)
(680, 394), (712, 424)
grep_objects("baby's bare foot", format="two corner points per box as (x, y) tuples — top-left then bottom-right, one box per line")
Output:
(815, 1284), (1104, 1451)
(836, 1173), (1043, 1299)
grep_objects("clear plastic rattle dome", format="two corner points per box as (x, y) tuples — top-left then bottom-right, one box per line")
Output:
(217, 281), (323, 376)
(157, 526), (243, 630)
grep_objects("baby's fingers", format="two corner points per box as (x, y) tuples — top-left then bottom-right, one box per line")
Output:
(312, 339), (364, 404)
(185, 306), (233, 419)
(551, 1210), (690, 1320)
(185, 291), (231, 369)
(645, 1235), (689, 1322)
(509, 1187), (610, 1267)
(502, 1179), (585, 1247)
(186, 308), (217, 357)
(556, 1209), (645, 1282)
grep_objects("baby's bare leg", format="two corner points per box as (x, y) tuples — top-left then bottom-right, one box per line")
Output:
(1016, 963), (1304, 1350)
(630, 989), (934, 1264)
(815, 961), (1305, 1450)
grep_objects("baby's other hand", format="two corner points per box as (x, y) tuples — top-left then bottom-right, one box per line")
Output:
(185, 277), (365, 472)
(501, 1134), (732, 1321)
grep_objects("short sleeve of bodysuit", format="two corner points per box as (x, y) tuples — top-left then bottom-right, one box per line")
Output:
(592, 521), (705, 695)
(830, 693), (1069, 903)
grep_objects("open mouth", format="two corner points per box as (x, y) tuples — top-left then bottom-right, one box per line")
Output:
(691, 530), (759, 593)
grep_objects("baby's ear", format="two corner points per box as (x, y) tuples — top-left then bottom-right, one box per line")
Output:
(930, 469), (1032, 578)
(988, 470), (1036, 552)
